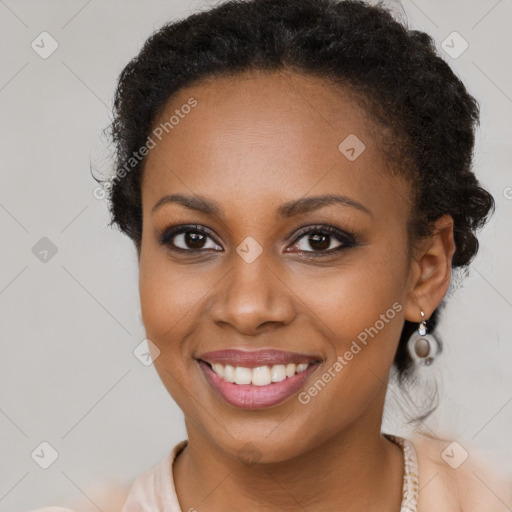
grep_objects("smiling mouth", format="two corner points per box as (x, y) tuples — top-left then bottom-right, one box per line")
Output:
(198, 359), (321, 386)
(197, 358), (321, 409)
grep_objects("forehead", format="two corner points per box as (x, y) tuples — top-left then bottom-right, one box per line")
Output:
(141, 69), (406, 220)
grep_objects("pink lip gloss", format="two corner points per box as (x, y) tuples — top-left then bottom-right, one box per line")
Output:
(197, 360), (320, 409)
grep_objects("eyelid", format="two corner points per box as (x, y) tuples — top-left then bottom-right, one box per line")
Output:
(288, 224), (356, 245)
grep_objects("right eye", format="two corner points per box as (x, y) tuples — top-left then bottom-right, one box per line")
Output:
(159, 225), (223, 252)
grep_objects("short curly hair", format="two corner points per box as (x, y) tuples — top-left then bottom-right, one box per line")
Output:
(94, 0), (494, 406)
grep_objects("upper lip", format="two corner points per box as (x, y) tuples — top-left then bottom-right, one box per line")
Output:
(196, 349), (322, 368)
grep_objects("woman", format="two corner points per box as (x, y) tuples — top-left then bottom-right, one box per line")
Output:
(33, 0), (512, 510)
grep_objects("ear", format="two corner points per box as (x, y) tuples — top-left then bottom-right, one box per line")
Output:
(404, 214), (456, 323)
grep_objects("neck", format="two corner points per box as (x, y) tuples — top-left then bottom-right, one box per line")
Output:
(174, 400), (404, 511)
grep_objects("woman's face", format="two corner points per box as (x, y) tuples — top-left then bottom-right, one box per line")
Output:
(139, 69), (417, 462)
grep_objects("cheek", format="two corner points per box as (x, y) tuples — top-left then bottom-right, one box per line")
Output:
(138, 253), (218, 350)
(292, 286), (405, 442)
(289, 240), (408, 403)
(291, 252), (407, 346)
(138, 254), (207, 410)
(292, 271), (405, 404)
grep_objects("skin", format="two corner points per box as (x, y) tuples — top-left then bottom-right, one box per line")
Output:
(138, 68), (456, 512)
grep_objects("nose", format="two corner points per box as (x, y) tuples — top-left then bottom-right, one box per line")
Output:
(208, 256), (296, 336)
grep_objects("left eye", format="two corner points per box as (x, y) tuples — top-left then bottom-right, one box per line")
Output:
(289, 229), (350, 254)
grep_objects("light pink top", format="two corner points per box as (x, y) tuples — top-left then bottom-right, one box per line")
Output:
(121, 439), (188, 512)
(30, 434), (512, 512)
(119, 435), (512, 512)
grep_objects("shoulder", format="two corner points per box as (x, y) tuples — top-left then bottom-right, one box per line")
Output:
(410, 432), (512, 512)
(27, 480), (130, 512)
(121, 439), (188, 511)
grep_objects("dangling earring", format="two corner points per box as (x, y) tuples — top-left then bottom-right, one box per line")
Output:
(418, 310), (427, 336)
(408, 310), (437, 366)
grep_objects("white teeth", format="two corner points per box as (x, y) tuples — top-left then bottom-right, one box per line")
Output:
(234, 366), (252, 385)
(223, 364), (235, 383)
(208, 361), (314, 386)
(285, 363), (296, 378)
(271, 364), (286, 382)
(252, 366), (272, 386)
(212, 363), (224, 378)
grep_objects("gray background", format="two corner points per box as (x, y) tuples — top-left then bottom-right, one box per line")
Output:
(0, 0), (511, 510)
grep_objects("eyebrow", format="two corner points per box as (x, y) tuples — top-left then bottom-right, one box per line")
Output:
(151, 193), (372, 218)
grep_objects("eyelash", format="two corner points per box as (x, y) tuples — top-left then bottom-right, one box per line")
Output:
(158, 223), (358, 258)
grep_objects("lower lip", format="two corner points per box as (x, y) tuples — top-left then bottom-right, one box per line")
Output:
(197, 360), (320, 409)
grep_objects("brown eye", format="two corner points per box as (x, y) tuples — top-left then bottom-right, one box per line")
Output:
(183, 231), (207, 249)
(306, 233), (334, 251)
(295, 232), (341, 252)
(160, 226), (222, 252)
(287, 225), (357, 257)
